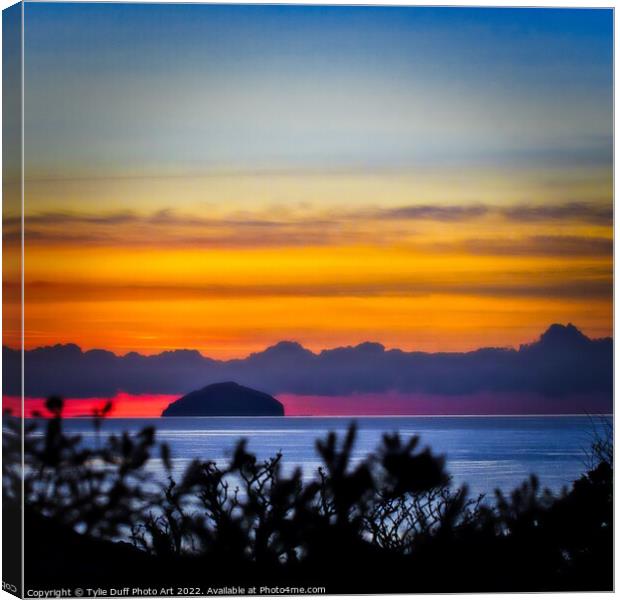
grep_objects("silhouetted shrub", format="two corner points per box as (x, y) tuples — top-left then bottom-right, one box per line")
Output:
(2, 399), (612, 593)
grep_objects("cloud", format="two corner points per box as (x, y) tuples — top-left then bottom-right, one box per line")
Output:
(501, 202), (612, 224)
(16, 209), (291, 229)
(456, 235), (612, 257)
(10, 201), (612, 250)
(376, 204), (489, 221)
(374, 201), (612, 225)
(12, 209), (343, 248)
(5, 324), (613, 402)
(18, 268), (611, 303)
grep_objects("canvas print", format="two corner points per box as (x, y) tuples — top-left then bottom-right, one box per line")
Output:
(2, 3), (613, 596)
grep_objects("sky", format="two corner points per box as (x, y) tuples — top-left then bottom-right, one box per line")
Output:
(7, 4), (613, 358)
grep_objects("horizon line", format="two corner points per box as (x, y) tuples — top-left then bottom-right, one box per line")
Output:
(25, 413), (613, 420)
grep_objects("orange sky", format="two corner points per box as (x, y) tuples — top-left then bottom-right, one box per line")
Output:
(7, 5), (612, 359)
(3, 167), (611, 358)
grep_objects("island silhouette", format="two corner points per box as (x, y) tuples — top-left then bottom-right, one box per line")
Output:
(161, 381), (284, 417)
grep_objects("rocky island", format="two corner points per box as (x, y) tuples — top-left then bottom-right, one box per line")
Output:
(161, 381), (285, 417)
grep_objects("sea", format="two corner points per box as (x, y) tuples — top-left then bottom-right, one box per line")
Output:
(54, 415), (611, 498)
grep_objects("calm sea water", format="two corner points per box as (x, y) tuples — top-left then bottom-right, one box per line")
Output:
(56, 415), (610, 497)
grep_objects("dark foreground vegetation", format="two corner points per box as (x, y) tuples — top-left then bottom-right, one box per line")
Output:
(3, 398), (613, 594)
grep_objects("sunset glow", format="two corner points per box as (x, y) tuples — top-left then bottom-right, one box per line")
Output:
(5, 5), (611, 360)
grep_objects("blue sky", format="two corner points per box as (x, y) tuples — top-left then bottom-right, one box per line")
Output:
(24, 4), (613, 177)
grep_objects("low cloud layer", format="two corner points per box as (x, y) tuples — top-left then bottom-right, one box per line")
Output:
(4, 325), (612, 412)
